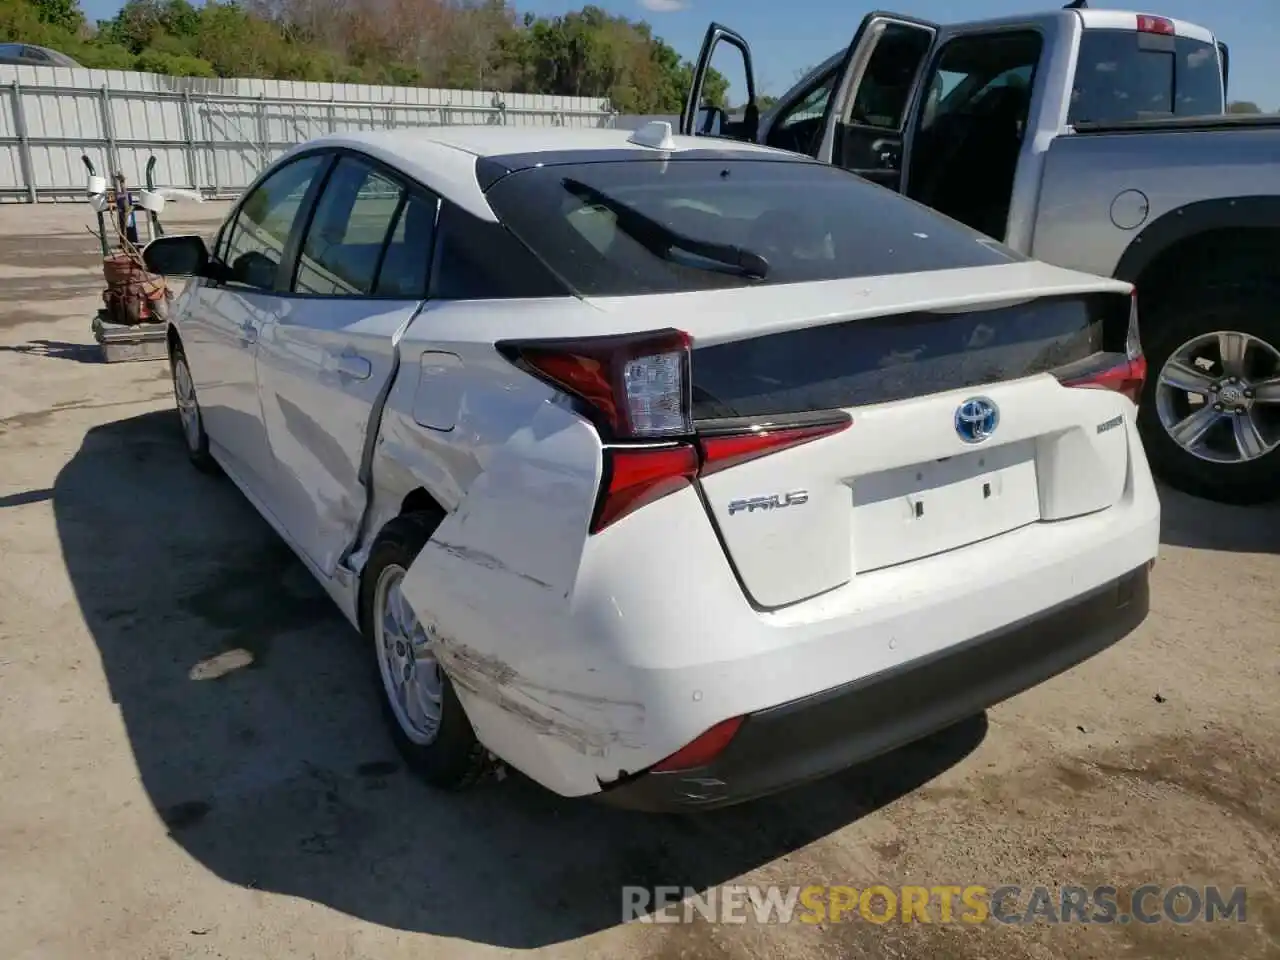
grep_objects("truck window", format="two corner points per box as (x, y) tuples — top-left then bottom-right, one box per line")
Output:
(849, 23), (935, 130)
(1068, 29), (1223, 124)
(766, 66), (839, 156)
(906, 30), (1043, 241)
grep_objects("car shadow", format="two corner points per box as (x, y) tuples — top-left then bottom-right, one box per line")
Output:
(54, 409), (986, 949)
(1158, 484), (1280, 553)
(0, 339), (102, 363)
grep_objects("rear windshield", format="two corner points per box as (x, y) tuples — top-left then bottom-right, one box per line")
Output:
(483, 158), (1023, 297)
(1069, 29), (1223, 125)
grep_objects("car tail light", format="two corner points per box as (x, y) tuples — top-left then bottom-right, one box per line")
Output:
(1058, 290), (1147, 404)
(497, 329), (692, 440)
(698, 420), (853, 476)
(1137, 14), (1175, 35)
(498, 329), (850, 533)
(595, 445), (699, 533)
(651, 716), (744, 772)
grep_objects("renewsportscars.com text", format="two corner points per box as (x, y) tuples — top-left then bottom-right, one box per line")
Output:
(623, 884), (1248, 926)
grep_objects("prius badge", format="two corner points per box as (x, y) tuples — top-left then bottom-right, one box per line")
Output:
(955, 396), (999, 444)
(728, 491), (809, 516)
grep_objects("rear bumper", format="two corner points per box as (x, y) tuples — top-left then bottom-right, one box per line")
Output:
(596, 563), (1150, 812)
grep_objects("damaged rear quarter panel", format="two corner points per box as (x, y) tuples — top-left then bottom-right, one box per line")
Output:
(359, 300), (650, 796)
(396, 399), (654, 796)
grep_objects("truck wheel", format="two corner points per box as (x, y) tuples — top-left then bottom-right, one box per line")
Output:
(359, 512), (492, 790)
(1138, 289), (1280, 505)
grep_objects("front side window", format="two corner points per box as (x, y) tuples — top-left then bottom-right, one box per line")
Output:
(484, 157), (1021, 297)
(848, 22), (934, 129)
(223, 154), (327, 291)
(765, 67), (838, 155)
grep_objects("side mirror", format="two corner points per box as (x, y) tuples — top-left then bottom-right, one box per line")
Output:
(143, 234), (210, 278)
(231, 250), (279, 291)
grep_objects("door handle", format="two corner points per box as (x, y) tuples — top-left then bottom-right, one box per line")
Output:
(323, 347), (372, 381)
(237, 321), (258, 345)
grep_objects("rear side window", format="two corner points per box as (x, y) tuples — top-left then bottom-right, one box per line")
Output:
(292, 155), (439, 299)
(295, 157), (404, 296)
(375, 193), (439, 298)
(1069, 29), (1223, 124)
(483, 158), (1022, 297)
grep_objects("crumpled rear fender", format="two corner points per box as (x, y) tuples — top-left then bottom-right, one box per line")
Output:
(398, 400), (650, 796)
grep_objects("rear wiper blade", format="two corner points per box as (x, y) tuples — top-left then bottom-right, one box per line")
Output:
(562, 177), (770, 280)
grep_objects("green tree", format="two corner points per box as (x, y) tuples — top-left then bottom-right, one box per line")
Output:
(0, 0), (736, 108)
(29, 0), (81, 33)
(1227, 100), (1260, 114)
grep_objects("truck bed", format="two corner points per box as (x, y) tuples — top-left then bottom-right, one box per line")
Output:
(1071, 114), (1280, 135)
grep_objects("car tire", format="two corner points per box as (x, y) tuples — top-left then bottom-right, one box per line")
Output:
(359, 512), (492, 791)
(169, 343), (218, 474)
(1138, 285), (1280, 505)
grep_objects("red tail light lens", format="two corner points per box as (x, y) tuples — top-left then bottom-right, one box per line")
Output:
(593, 445), (699, 533)
(498, 329), (851, 533)
(1137, 14), (1175, 35)
(1060, 354), (1148, 404)
(651, 716), (744, 772)
(1058, 290), (1146, 403)
(699, 419), (853, 476)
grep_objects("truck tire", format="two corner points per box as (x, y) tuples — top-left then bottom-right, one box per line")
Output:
(1138, 286), (1280, 505)
(359, 512), (492, 791)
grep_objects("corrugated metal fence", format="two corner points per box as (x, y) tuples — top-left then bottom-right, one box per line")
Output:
(0, 65), (616, 202)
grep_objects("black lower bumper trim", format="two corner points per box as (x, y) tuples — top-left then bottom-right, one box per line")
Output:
(598, 564), (1150, 812)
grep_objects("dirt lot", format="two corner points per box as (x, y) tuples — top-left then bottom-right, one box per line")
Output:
(0, 201), (1277, 960)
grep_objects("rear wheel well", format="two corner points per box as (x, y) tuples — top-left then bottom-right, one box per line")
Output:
(166, 324), (182, 357)
(399, 487), (442, 519)
(1134, 227), (1280, 312)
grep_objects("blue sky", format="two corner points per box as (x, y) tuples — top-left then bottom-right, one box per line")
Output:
(79, 0), (1276, 107)
(526, 0), (1278, 108)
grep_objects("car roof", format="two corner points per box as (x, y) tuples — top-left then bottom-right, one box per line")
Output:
(279, 126), (808, 222)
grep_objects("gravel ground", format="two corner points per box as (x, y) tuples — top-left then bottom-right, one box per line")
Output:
(0, 201), (1277, 960)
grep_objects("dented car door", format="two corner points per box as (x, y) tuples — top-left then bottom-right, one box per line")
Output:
(255, 154), (439, 577)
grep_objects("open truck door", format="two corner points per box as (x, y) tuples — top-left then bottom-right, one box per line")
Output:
(683, 13), (938, 192)
(680, 23), (761, 142)
(813, 11), (938, 189)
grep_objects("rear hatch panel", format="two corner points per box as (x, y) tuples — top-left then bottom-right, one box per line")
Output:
(690, 292), (1135, 608)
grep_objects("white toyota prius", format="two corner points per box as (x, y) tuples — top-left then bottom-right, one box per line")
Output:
(142, 122), (1159, 811)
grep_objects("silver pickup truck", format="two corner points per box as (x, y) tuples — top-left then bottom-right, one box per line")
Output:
(681, 5), (1280, 504)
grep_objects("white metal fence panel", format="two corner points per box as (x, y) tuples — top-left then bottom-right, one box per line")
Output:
(0, 65), (616, 202)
